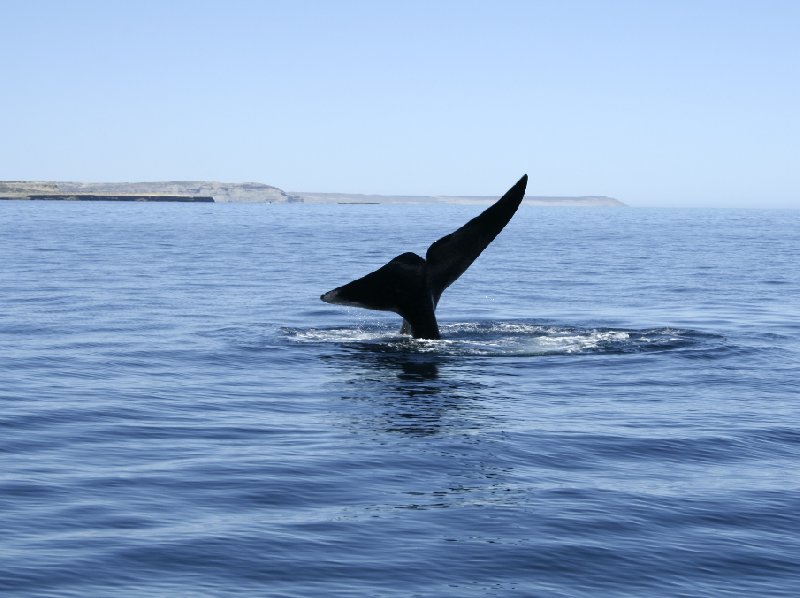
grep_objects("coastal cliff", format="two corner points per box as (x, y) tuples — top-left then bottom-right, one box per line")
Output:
(0, 181), (299, 203)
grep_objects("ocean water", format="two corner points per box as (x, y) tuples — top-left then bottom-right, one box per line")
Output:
(1, 200), (799, 597)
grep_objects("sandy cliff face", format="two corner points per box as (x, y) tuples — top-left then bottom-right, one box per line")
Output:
(0, 181), (61, 195)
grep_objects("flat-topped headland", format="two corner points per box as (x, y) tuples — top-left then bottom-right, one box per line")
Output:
(1, 181), (626, 206)
(0, 181), (298, 203)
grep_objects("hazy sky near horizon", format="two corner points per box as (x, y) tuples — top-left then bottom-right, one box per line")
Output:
(2, 1), (798, 208)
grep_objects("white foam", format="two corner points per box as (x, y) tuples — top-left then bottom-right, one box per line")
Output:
(288, 327), (396, 343)
(283, 323), (686, 357)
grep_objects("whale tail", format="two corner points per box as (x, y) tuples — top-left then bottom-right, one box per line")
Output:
(320, 174), (528, 339)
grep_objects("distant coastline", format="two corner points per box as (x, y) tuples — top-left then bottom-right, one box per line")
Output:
(1, 181), (626, 206)
(294, 191), (626, 207)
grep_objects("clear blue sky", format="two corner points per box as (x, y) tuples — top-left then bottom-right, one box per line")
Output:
(2, 0), (798, 207)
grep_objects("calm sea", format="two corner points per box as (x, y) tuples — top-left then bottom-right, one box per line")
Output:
(1, 201), (799, 597)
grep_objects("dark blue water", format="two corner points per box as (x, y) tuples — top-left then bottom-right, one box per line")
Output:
(1, 201), (799, 597)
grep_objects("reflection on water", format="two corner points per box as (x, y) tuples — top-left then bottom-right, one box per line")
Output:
(397, 358), (439, 381)
(299, 321), (719, 438)
(322, 347), (494, 437)
(322, 345), (521, 514)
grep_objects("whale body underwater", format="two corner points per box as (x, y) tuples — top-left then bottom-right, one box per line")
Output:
(320, 175), (528, 340)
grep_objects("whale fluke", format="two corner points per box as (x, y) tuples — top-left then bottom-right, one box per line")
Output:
(320, 175), (528, 339)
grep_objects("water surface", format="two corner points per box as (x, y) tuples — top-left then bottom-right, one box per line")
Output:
(1, 202), (799, 596)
